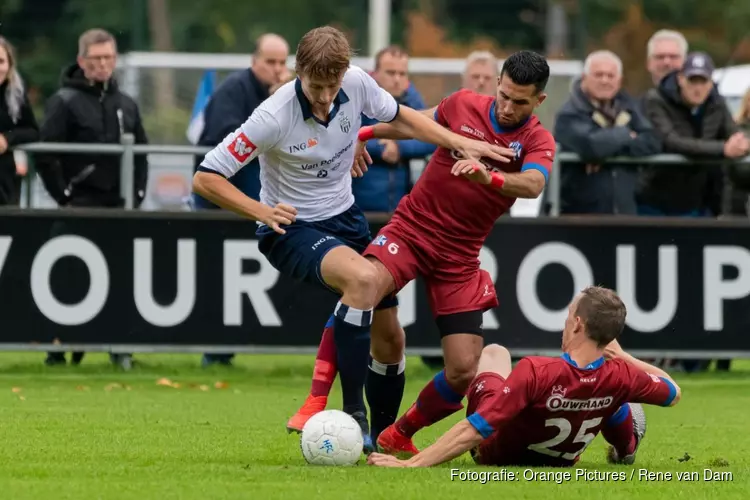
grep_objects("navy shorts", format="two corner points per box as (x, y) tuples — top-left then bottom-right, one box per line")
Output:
(256, 204), (398, 309)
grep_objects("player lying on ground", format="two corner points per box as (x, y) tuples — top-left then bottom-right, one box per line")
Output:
(288, 50), (556, 450)
(367, 286), (682, 467)
(192, 26), (514, 452)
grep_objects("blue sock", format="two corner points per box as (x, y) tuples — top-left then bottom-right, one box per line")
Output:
(332, 301), (372, 415)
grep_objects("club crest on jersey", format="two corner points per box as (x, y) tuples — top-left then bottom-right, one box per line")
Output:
(508, 141), (523, 160)
(339, 114), (351, 133)
(373, 234), (387, 246)
(546, 384), (613, 412)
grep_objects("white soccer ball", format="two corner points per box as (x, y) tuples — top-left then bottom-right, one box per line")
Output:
(300, 409), (364, 466)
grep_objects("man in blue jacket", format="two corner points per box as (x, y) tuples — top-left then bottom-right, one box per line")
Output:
(192, 34), (290, 207)
(191, 33), (289, 366)
(352, 46), (435, 212)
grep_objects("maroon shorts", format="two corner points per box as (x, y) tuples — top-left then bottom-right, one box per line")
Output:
(363, 221), (498, 318)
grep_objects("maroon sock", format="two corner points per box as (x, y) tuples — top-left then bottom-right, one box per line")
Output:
(602, 404), (637, 456)
(395, 370), (464, 438)
(310, 320), (337, 397)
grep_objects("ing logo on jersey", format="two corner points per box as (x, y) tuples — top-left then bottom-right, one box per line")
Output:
(508, 141), (523, 160)
(228, 133), (256, 165)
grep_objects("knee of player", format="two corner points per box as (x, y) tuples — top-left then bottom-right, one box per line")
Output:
(482, 344), (511, 365)
(341, 263), (380, 305)
(445, 360), (479, 392)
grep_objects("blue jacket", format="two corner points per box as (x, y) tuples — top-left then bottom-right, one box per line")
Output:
(192, 68), (270, 209)
(351, 83), (436, 212)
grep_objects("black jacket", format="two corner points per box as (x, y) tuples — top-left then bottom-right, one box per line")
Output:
(0, 79), (39, 205)
(36, 63), (149, 207)
(192, 68), (270, 208)
(641, 71), (738, 214)
(554, 80), (661, 214)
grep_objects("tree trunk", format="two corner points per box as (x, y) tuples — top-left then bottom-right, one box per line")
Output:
(147, 0), (176, 110)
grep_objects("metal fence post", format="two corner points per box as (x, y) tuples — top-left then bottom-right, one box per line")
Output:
(120, 133), (135, 209)
(549, 143), (562, 216)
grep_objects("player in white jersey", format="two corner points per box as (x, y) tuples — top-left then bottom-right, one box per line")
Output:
(194, 26), (515, 453)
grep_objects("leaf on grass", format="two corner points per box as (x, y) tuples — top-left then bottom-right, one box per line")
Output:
(214, 381), (229, 389)
(678, 452), (692, 463)
(11, 387), (22, 393)
(199, 385), (210, 391)
(18, 396), (26, 401)
(156, 378), (180, 388)
(76, 385), (90, 391)
(104, 383), (124, 391)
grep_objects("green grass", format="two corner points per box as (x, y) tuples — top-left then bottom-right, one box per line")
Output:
(0, 353), (747, 499)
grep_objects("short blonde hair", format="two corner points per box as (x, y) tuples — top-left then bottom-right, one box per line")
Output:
(295, 26), (352, 81)
(647, 30), (688, 59)
(78, 29), (117, 58)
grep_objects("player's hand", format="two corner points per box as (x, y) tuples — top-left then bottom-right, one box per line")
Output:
(456, 137), (515, 164)
(367, 452), (412, 467)
(451, 159), (492, 184)
(603, 339), (625, 360)
(351, 140), (373, 178)
(380, 139), (400, 164)
(261, 203), (297, 235)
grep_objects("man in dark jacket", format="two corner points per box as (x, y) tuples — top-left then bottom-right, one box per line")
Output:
(191, 34), (289, 366)
(351, 46), (435, 212)
(641, 52), (749, 216)
(555, 50), (661, 214)
(192, 33), (289, 209)
(36, 29), (149, 368)
(37, 29), (148, 209)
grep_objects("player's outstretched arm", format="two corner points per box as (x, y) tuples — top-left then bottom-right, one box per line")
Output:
(361, 106), (439, 141)
(193, 172), (297, 235)
(363, 106), (515, 164)
(367, 419), (483, 468)
(451, 161), (546, 198)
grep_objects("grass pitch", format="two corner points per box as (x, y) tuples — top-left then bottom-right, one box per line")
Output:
(0, 353), (747, 499)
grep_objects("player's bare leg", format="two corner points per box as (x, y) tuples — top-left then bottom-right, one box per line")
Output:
(475, 344), (513, 379)
(286, 314), (338, 433)
(363, 257), (408, 445)
(314, 246), (382, 450)
(379, 312), (485, 457)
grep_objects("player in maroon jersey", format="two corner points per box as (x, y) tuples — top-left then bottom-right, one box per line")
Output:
(367, 286), (682, 468)
(286, 51), (554, 448)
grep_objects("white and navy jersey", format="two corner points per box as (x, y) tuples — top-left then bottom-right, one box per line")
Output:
(199, 65), (400, 221)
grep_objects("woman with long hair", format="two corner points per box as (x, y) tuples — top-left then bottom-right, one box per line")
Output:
(0, 36), (38, 206)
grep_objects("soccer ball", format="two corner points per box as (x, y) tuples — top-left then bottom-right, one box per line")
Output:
(300, 409), (364, 466)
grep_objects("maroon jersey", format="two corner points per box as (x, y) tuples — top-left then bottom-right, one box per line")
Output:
(465, 354), (677, 467)
(389, 89), (556, 260)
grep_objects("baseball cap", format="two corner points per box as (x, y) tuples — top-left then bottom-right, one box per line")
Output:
(681, 52), (715, 79)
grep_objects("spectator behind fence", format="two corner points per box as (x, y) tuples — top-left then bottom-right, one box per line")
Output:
(641, 52), (749, 218)
(0, 37), (38, 206)
(191, 33), (290, 210)
(645, 30), (688, 91)
(462, 51), (498, 96)
(190, 33), (290, 368)
(554, 50), (660, 214)
(36, 28), (150, 369)
(351, 46), (435, 212)
(728, 88), (750, 216)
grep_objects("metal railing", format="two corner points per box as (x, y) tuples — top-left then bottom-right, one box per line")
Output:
(15, 136), (212, 209)
(547, 149), (750, 216)
(13, 140), (750, 217)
